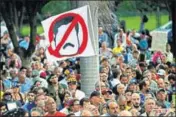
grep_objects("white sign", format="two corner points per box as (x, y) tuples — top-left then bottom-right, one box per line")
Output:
(150, 31), (168, 52)
(41, 5), (95, 61)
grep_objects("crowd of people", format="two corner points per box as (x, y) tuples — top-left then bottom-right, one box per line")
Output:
(0, 23), (176, 116)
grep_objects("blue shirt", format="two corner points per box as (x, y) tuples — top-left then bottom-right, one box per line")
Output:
(19, 78), (32, 94)
(3, 77), (18, 89)
(99, 33), (109, 46)
(19, 40), (29, 50)
(22, 101), (36, 112)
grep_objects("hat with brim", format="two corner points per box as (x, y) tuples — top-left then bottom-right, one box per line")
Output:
(157, 88), (166, 94)
(157, 69), (166, 76)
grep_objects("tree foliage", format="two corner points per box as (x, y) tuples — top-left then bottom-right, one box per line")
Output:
(0, 0), (49, 66)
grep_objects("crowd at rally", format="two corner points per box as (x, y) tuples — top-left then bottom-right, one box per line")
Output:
(0, 24), (176, 116)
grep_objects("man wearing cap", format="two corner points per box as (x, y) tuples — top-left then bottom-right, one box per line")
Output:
(102, 89), (113, 102)
(157, 69), (166, 79)
(67, 77), (85, 100)
(156, 88), (171, 108)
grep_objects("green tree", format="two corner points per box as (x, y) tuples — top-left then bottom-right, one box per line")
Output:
(0, 0), (49, 67)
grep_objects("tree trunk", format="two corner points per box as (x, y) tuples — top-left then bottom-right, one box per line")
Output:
(75, 1), (99, 96)
(28, 13), (37, 56)
(0, 2), (19, 48)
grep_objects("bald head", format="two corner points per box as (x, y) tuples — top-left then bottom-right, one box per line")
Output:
(119, 110), (132, 116)
(81, 109), (93, 116)
(131, 93), (140, 108)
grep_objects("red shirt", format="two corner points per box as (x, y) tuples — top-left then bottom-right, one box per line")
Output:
(45, 111), (66, 117)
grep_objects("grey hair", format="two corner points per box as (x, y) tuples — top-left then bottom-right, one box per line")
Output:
(30, 107), (45, 116)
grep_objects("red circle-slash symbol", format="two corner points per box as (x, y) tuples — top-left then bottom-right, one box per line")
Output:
(48, 13), (88, 58)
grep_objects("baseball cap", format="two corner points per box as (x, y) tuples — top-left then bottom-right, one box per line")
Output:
(157, 88), (166, 94)
(102, 89), (112, 95)
(157, 69), (166, 76)
(40, 72), (47, 79)
(67, 77), (77, 84)
(90, 91), (100, 98)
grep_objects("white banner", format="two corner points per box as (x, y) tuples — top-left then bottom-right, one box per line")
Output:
(41, 5), (95, 62)
(150, 31), (168, 52)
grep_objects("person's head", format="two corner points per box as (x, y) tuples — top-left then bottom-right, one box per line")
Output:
(20, 67), (27, 75)
(119, 110), (132, 116)
(86, 104), (100, 116)
(157, 69), (166, 79)
(47, 74), (58, 85)
(26, 67), (32, 77)
(161, 54), (167, 63)
(120, 74), (128, 85)
(63, 91), (72, 103)
(127, 82), (137, 92)
(30, 107), (45, 116)
(143, 70), (152, 81)
(132, 50), (139, 59)
(45, 97), (57, 114)
(130, 108), (139, 116)
(0, 101), (7, 114)
(117, 40), (122, 47)
(9, 68), (18, 78)
(144, 97), (156, 114)
(80, 97), (90, 108)
(131, 93), (141, 108)
(117, 95), (127, 111)
(38, 47), (45, 54)
(125, 90), (132, 103)
(100, 72), (108, 82)
(3, 92), (12, 101)
(71, 99), (80, 113)
(166, 43), (171, 52)
(119, 28), (124, 35)
(139, 79), (150, 92)
(117, 84), (125, 95)
(106, 100), (119, 116)
(53, 66), (63, 78)
(59, 60), (68, 68)
(101, 66), (110, 75)
(80, 109), (93, 116)
(101, 41), (107, 49)
(126, 67), (132, 77)
(67, 77), (77, 91)
(95, 81), (108, 91)
(98, 27), (103, 34)
(90, 91), (101, 106)
(18, 71), (26, 83)
(157, 78), (165, 89)
(27, 91), (35, 102)
(35, 94), (46, 108)
(156, 88), (167, 102)
(102, 89), (113, 101)
(100, 58), (109, 67)
(168, 74), (176, 85)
